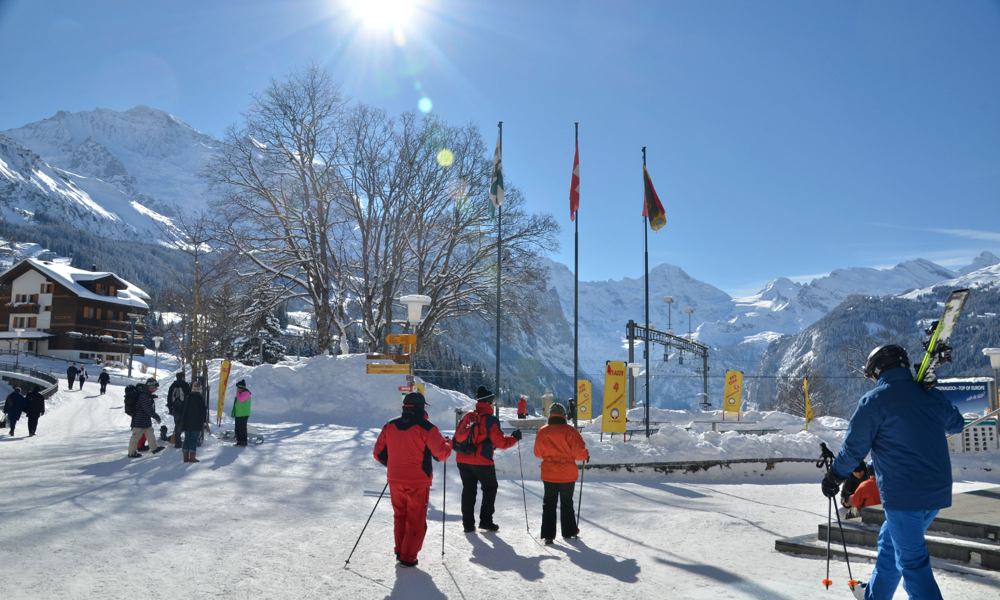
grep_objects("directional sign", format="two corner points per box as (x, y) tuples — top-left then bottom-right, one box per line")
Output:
(386, 334), (417, 346)
(367, 353), (411, 363)
(367, 363), (412, 375)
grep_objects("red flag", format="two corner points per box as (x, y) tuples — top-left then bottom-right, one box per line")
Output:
(569, 142), (580, 221)
(642, 166), (666, 231)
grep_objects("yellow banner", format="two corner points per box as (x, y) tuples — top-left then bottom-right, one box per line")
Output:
(723, 370), (743, 414)
(577, 380), (592, 420)
(216, 359), (231, 425)
(601, 361), (627, 433)
(803, 377), (814, 430)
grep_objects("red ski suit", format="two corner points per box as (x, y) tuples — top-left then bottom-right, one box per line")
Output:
(455, 401), (518, 466)
(373, 410), (451, 563)
(517, 397), (527, 418)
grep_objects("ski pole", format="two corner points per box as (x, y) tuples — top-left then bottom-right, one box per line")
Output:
(344, 481), (388, 567)
(517, 441), (530, 534)
(833, 494), (858, 590)
(576, 459), (585, 527)
(823, 495), (833, 589)
(442, 458), (447, 556)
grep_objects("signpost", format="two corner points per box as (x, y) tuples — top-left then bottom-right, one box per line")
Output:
(366, 363), (413, 375)
(722, 370), (743, 420)
(601, 361), (628, 438)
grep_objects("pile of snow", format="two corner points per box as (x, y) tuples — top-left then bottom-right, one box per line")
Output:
(204, 354), (473, 429)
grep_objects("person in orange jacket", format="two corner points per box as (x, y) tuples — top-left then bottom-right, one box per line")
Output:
(455, 386), (520, 533)
(851, 477), (881, 510)
(373, 392), (451, 567)
(533, 402), (589, 544)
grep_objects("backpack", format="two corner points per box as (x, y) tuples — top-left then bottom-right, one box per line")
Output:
(453, 411), (487, 455)
(124, 385), (139, 416)
(167, 386), (185, 415)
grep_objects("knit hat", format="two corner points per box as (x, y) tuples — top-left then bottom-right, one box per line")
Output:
(236, 379), (247, 389)
(475, 386), (495, 403)
(549, 402), (566, 417)
(145, 378), (159, 387)
(402, 392), (428, 410)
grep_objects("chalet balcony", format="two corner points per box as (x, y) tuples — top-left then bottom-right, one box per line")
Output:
(6, 302), (41, 312)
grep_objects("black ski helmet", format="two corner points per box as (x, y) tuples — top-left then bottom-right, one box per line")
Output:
(863, 344), (910, 380)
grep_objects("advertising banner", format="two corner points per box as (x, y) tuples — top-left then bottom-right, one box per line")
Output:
(601, 361), (627, 433)
(577, 380), (592, 420)
(722, 370), (743, 415)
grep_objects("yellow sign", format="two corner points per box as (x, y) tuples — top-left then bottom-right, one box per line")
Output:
(216, 359), (231, 426)
(386, 333), (416, 345)
(576, 380), (592, 420)
(722, 370), (743, 414)
(601, 361), (627, 433)
(367, 363), (413, 375)
(803, 377), (814, 430)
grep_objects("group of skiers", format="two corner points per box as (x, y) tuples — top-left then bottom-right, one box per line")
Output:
(2, 385), (45, 437)
(372, 385), (588, 567)
(125, 372), (252, 461)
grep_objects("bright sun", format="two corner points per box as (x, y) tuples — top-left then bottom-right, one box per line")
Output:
(347, 0), (417, 31)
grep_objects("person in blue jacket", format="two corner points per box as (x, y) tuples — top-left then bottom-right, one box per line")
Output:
(821, 344), (964, 600)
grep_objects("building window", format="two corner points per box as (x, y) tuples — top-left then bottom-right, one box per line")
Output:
(29, 294), (38, 303)
(40, 282), (53, 294)
(96, 307), (103, 320)
(27, 317), (36, 328)
(44, 306), (51, 312)
(83, 306), (96, 319)
(14, 294), (26, 303)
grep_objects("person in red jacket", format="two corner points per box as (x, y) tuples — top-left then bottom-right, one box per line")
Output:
(455, 386), (521, 533)
(517, 395), (528, 419)
(372, 392), (451, 567)
(534, 402), (589, 544)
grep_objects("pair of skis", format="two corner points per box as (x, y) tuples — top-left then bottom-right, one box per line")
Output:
(914, 288), (970, 388)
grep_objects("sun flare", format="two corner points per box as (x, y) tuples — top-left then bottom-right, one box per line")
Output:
(347, 0), (418, 31)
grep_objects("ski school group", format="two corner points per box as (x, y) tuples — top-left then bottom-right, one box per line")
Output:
(357, 291), (970, 600)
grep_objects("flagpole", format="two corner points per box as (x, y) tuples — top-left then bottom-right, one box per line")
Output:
(495, 120), (503, 411)
(573, 121), (579, 429)
(642, 146), (650, 439)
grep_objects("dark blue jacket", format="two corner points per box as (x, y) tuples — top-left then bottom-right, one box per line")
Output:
(130, 390), (161, 429)
(833, 367), (965, 511)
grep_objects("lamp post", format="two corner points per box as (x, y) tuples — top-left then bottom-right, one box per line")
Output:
(14, 328), (24, 369)
(399, 295), (432, 390)
(152, 336), (163, 379)
(984, 348), (1000, 411)
(126, 313), (143, 378)
(627, 362), (643, 410)
(664, 296), (674, 332)
(685, 308), (695, 338)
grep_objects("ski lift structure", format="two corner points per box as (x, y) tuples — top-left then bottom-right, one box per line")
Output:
(626, 319), (711, 436)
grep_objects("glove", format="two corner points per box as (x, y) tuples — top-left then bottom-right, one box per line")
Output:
(821, 471), (843, 498)
(511, 430), (522, 441)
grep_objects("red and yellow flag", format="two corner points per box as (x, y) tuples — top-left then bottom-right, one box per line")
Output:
(642, 166), (666, 231)
(569, 142), (580, 221)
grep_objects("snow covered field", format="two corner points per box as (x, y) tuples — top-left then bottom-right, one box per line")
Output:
(2, 356), (999, 599)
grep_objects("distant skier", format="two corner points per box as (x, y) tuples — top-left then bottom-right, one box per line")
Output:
(454, 386), (521, 533)
(180, 381), (207, 463)
(66, 363), (78, 390)
(821, 344), (964, 600)
(533, 402), (589, 544)
(372, 392), (452, 567)
(128, 378), (164, 458)
(517, 395), (527, 419)
(231, 379), (252, 447)
(98, 369), (110, 394)
(24, 385), (45, 437)
(3, 386), (26, 436)
(567, 397), (577, 422)
(77, 367), (87, 389)
(167, 372), (191, 448)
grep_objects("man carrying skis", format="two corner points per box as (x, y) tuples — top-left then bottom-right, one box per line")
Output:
(167, 372), (190, 448)
(821, 344), (964, 600)
(373, 392), (451, 567)
(454, 386), (521, 533)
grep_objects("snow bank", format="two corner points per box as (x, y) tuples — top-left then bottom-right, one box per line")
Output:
(204, 354), (473, 428)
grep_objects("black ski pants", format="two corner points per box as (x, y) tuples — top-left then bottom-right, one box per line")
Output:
(235, 416), (249, 445)
(458, 463), (498, 528)
(100, 383), (107, 394)
(27, 414), (39, 436)
(541, 481), (578, 540)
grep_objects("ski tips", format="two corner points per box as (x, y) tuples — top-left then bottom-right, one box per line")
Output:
(822, 578), (832, 589)
(848, 579), (860, 590)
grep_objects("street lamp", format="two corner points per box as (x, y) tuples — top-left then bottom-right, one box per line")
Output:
(627, 362), (643, 409)
(664, 296), (674, 332)
(126, 313), (143, 378)
(685, 308), (695, 338)
(13, 327), (24, 369)
(152, 336), (164, 378)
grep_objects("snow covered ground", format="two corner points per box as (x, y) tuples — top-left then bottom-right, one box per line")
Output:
(2, 355), (998, 599)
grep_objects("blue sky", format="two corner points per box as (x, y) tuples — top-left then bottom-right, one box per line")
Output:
(2, 0), (999, 295)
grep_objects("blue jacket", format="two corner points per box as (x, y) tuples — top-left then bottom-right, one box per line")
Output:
(832, 367), (965, 511)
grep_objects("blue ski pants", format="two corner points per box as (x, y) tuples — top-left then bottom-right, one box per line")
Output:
(866, 509), (942, 600)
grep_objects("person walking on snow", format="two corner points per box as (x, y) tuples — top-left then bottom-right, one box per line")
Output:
(128, 378), (164, 458)
(167, 372), (191, 448)
(231, 379), (252, 446)
(24, 385), (45, 437)
(66, 363), (78, 390)
(534, 402), (589, 544)
(98, 369), (110, 394)
(373, 392), (452, 567)
(3, 386), (26, 436)
(180, 381), (207, 463)
(77, 366), (87, 389)
(517, 395), (528, 419)
(821, 344), (964, 600)
(455, 386), (521, 533)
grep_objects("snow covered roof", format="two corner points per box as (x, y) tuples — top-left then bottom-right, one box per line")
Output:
(3, 258), (150, 310)
(0, 331), (53, 339)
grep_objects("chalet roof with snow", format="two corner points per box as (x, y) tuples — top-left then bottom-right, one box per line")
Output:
(0, 258), (150, 310)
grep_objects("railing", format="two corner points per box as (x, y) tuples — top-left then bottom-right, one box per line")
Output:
(950, 407), (1000, 437)
(0, 361), (60, 398)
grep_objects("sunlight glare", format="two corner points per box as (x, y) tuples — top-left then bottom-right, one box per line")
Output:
(348, 0), (417, 32)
